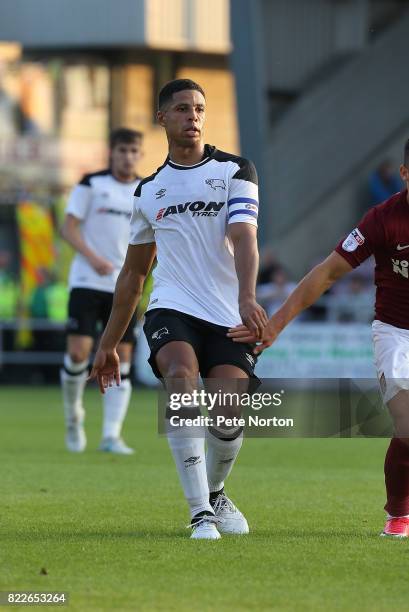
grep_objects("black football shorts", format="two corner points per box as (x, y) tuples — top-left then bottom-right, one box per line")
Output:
(143, 308), (259, 384)
(67, 288), (136, 343)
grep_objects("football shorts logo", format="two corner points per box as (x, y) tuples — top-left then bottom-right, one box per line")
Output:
(205, 178), (226, 190)
(245, 353), (255, 366)
(156, 189), (166, 199)
(342, 228), (365, 252)
(152, 327), (169, 340)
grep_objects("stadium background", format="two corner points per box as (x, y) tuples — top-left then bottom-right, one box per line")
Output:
(1, 0), (408, 382)
(1, 2), (409, 610)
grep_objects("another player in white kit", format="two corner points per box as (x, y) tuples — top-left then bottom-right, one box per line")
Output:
(90, 79), (267, 538)
(61, 128), (143, 454)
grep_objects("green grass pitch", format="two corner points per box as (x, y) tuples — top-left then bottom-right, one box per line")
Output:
(1, 385), (409, 611)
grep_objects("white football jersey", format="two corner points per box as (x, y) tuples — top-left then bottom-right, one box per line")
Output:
(129, 145), (259, 327)
(66, 170), (141, 293)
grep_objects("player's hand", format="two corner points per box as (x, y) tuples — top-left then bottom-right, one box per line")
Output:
(88, 347), (121, 394)
(238, 297), (269, 340)
(89, 255), (114, 276)
(227, 318), (280, 355)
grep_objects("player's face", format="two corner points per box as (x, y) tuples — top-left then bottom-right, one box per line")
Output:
(157, 90), (206, 146)
(110, 140), (142, 180)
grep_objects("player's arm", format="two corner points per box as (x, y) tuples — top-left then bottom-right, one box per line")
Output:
(229, 208), (379, 353)
(228, 251), (352, 354)
(61, 213), (114, 275)
(228, 223), (268, 338)
(89, 242), (156, 392)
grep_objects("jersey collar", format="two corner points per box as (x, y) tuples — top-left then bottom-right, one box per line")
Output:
(166, 144), (216, 170)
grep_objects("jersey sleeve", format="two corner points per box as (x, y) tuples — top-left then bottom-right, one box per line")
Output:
(129, 196), (155, 245)
(227, 159), (259, 227)
(65, 175), (93, 220)
(335, 207), (382, 267)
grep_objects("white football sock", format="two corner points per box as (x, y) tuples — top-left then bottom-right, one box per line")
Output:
(206, 428), (243, 493)
(387, 513), (409, 519)
(166, 410), (213, 519)
(60, 354), (88, 426)
(102, 362), (132, 440)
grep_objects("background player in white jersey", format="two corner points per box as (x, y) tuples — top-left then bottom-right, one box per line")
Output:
(61, 128), (143, 454)
(90, 79), (268, 539)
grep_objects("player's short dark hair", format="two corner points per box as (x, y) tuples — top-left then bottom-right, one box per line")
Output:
(158, 79), (205, 109)
(404, 139), (409, 167)
(109, 128), (143, 149)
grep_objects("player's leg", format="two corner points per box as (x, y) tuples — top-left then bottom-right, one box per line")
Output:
(62, 288), (100, 451)
(382, 391), (409, 537)
(373, 320), (409, 536)
(205, 365), (249, 534)
(99, 293), (136, 454)
(100, 340), (134, 455)
(61, 333), (93, 452)
(156, 341), (219, 539)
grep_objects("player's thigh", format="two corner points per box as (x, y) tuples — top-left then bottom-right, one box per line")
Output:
(373, 321), (409, 404)
(154, 339), (199, 375)
(67, 288), (99, 341)
(205, 364), (249, 419)
(67, 334), (94, 363)
(143, 309), (201, 385)
(201, 331), (257, 381)
(143, 308), (202, 376)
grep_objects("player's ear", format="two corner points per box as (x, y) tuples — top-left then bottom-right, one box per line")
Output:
(399, 164), (409, 181)
(157, 110), (166, 127)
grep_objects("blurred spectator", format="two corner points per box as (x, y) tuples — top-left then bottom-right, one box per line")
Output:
(327, 274), (375, 323)
(257, 266), (296, 317)
(369, 159), (402, 205)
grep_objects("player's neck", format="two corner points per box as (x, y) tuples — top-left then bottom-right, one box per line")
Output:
(111, 169), (138, 183)
(168, 142), (206, 167)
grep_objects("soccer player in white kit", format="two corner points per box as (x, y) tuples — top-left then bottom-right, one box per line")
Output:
(90, 79), (268, 539)
(61, 128), (143, 454)
(229, 140), (409, 538)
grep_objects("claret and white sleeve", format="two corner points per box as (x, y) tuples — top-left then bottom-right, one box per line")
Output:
(227, 159), (259, 227)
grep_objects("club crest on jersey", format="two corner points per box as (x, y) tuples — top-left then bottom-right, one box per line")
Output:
(156, 201), (225, 220)
(205, 178), (226, 190)
(342, 228), (365, 252)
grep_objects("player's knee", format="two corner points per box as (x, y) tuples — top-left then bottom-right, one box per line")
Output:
(69, 348), (89, 364)
(164, 362), (198, 380)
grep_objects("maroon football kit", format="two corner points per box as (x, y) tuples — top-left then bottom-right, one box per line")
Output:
(335, 190), (409, 329)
